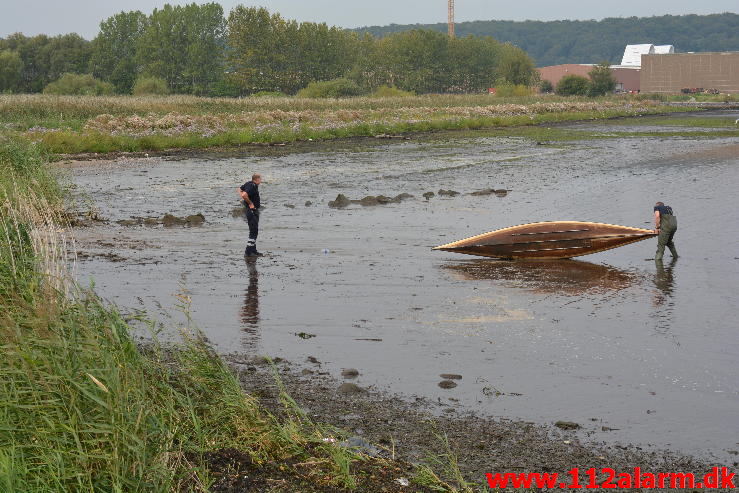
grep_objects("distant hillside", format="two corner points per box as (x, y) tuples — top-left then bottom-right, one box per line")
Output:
(354, 13), (739, 67)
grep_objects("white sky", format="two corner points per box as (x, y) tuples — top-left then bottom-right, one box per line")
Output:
(0, 0), (737, 39)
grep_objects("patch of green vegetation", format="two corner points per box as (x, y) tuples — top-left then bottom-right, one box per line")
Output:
(412, 431), (476, 492)
(666, 93), (739, 103)
(604, 115), (739, 128)
(609, 129), (739, 138)
(15, 106), (693, 155)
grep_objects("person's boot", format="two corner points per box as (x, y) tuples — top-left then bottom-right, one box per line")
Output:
(668, 245), (678, 258)
(244, 245), (256, 257)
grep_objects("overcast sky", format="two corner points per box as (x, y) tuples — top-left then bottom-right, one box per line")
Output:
(1, 0), (737, 39)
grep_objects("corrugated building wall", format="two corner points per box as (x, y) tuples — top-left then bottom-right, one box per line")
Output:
(538, 64), (641, 92)
(640, 52), (739, 93)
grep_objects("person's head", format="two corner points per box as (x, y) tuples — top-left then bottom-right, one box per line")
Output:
(655, 201), (664, 207)
(252, 173), (262, 185)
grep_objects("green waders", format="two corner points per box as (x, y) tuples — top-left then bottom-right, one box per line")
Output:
(655, 214), (678, 260)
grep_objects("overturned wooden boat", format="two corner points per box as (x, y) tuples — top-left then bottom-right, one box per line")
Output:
(434, 221), (656, 259)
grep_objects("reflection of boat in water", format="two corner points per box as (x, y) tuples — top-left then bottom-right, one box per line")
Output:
(443, 258), (639, 295)
(434, 221), (656, 259)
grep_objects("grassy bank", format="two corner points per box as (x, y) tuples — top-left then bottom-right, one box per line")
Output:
(0, 94), (696, 155)
(0, 138), (467, 492)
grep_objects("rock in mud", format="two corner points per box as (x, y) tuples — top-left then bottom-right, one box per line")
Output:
(440, 374), (463, 380)
(554, 421), (581, 430)
(357, 195), (385, 206)
(328, 193), (414, 208)
(143, 217), (160, 226)
(328, 194), (351, 208)
(185, 213), (205, 226)
(284, 204), (295, 209)
(162, 213), (186, 227)
(438, 189), (460, 197)
(338, 382), (366, 394)
(423, 191), (435, 200)
(339, 436), (383, 457)
(70, 219), (93, 227)
(341, 368), (360, 379)
(304, 201), (312, 207)
(471, 188), (508, 197)
(117, 218), (141, 227)
(438, 380), (457, 389)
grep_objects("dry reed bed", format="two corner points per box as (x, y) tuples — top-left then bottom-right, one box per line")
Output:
(1, 93), (579, 117)
(0, 93), (663, 121)
(84, 101), (660, 132)
(1, 95), (687, 154)
(20, 100), (665, 138)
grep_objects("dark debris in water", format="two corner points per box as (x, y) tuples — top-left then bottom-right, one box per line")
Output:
(328, 193), (414, 208)
(116, 213), (205, 227)
(470, 188), (509, 197)
(555, 420), (582, 430)
(295, 332), (316, 339)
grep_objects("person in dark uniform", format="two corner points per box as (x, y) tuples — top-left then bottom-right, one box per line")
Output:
(238, 173), (263, 257)
(653, 201), (678, 261)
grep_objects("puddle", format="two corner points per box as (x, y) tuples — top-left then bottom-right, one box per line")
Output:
(68, 113), (739, 461)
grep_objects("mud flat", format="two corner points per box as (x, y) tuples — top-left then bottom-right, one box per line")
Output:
(67, 112), (739, 480)
(226, 355), (729, 489)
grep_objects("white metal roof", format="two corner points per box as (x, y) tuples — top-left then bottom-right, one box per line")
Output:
(654, 45), (675, 54)
(621, 44), (655, 66)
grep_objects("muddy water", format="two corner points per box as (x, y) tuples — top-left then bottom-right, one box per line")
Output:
(69, 113), (739, 461)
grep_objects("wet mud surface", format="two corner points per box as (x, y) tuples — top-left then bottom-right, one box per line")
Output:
(228, 356), (729, 489)
(67, 112), (739, 467)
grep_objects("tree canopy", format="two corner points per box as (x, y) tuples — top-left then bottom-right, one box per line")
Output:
(0, 4), (541, 96)
(355, 13), (739, 67)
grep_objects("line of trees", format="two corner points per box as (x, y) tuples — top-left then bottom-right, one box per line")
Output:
(0, 4), (538, 96)
(356, 13), (739, 67)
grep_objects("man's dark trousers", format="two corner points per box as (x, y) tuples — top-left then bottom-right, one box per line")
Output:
(655, 214), (677, 260)
(245, 207), (259, 255)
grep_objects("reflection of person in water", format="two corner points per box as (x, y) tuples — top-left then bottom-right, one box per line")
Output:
(652, 258), (677, 307)
(241, 260), (259, 334)
(651, 258), (678, 342)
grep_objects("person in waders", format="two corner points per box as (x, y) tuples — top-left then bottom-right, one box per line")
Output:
(239, 173), (263, 257)
(653, 201), (678, 261)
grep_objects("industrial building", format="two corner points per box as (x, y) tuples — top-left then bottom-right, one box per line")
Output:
(537, 44), (656, 93)
(538, 64), (641, 92)
(538, 44), (739, 94)
(620, 44), (675, 66)
(640, 52), (739, 94)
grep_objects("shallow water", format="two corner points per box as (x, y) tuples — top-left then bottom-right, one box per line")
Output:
(69, 112), (739, 461)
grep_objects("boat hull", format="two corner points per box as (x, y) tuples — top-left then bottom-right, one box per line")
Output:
(434, 221), (656, 259)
